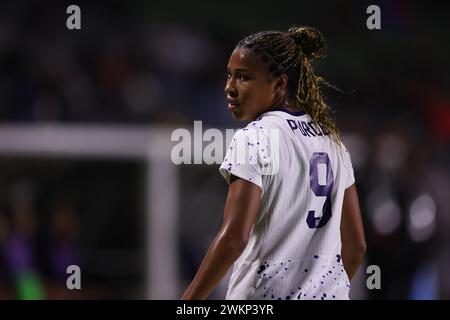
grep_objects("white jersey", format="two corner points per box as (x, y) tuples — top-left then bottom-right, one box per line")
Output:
(219, 108), (355, 300)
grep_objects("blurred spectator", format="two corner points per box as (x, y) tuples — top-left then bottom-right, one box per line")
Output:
(3, 180), (45, 299)
(0, 207), (13, 298)
(43, 196), (83, 299)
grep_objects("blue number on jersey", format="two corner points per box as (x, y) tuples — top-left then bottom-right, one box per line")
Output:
(306, 152), (334, 228)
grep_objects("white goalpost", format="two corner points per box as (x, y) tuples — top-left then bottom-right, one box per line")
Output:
(0, 125), (180, 299)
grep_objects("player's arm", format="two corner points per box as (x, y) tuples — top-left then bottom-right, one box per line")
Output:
(340, 183), (366, 280)
(181, 175), (261, 300)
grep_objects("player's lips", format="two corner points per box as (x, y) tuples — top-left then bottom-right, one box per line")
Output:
(227, 98), (240, 110)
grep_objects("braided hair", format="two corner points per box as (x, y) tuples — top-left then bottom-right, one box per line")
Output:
(236, 26), (341, 144)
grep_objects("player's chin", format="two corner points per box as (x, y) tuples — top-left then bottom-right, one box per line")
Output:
(230, 108), (245, 121)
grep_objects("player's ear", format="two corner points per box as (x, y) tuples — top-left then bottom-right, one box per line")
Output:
(274, 74), (288, 95)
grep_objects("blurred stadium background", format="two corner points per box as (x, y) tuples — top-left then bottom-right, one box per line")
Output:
(0, 0), (449, 299)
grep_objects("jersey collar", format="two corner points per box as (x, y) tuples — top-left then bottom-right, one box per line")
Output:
(265, 108), (306, 117)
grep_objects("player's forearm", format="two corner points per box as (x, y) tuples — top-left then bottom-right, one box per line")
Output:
(342, 245), (365, 280)
(181, 232), (247, 300)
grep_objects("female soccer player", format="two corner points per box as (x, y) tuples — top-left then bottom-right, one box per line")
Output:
(181, 26), (366, 300)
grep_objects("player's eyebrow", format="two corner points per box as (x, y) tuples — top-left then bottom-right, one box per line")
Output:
(227, 68), (251, 73)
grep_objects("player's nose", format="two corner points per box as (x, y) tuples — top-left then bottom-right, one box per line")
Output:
(224, 81), (238, 97)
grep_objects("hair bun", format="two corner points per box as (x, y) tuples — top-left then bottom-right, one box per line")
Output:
(287, 26), (325, 59)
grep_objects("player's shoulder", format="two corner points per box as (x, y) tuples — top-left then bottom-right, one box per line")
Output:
(233, 117), (268, 135)
(234, 109), (307, 140)
(252, 112), (284, 129)
(230, 118), (276, 146)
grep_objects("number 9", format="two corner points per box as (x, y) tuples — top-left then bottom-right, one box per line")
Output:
(306, 152), (334, 229)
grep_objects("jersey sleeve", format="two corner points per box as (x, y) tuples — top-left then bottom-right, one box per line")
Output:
(342, 146), (355, 189)
(219, 125), (277, 189)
